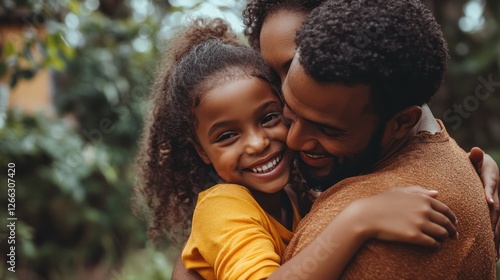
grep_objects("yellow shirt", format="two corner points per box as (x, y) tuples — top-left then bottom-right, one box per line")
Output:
(182, 184), (301, 280)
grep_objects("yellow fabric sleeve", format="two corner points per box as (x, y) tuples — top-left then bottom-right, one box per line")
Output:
(182, 184), (294, 280)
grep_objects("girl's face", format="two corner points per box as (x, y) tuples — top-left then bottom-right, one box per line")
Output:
(193, 76), (294, 194)
(259, 10), (307, 83)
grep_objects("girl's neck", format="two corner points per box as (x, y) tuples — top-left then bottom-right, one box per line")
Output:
(250, 189), (293, 231)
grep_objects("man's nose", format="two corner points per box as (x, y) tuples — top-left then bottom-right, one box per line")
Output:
(244, 130), (270, 155)
(286, 120), (317, 152)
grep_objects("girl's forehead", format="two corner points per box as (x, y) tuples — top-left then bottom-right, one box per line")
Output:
(199, 69), (277, 98)
(198, 76), (278, 109)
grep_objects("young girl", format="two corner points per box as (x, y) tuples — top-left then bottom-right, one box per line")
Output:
(137, 18), (458, 279)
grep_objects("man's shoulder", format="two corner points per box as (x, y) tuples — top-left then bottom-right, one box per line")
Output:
(314, 171), (398, 208)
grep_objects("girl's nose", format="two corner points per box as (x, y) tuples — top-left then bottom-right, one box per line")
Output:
(244, 131), (270, 155)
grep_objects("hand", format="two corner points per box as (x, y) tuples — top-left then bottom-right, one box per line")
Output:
(469, 147), (500, 259)
(346, 186), (457, 248)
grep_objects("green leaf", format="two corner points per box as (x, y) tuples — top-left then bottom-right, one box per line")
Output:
(46, 56), (65, 71)
(68, 1), (81, 14)
(3, 42), (15, 57)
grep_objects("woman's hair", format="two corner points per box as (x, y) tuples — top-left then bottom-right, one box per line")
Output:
(135, 18), (292, 243)
(243, 0), (325, 50)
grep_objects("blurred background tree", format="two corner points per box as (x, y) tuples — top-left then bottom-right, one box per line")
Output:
(0, 0), (498, 279)
(423, 0), (500, 161)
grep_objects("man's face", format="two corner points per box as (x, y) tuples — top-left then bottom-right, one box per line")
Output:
(282, 58), (385, 191)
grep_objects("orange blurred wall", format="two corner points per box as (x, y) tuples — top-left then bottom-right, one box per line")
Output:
(0, 24), (54, 116)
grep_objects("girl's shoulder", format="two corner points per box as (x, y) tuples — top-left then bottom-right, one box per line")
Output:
(200, 183), (252, 200)
(196, 183), (258, 210)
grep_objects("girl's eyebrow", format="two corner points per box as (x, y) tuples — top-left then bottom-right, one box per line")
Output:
(207, 100), (280, 136)
(257, 100), (281, 114)
(208, 120), (235, 136)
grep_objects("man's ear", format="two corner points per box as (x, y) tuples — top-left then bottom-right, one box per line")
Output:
(189, 138), (211, 164)
(382, 106), (422, 141)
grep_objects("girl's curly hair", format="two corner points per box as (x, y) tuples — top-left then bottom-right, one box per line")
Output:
(135, 18), (302, 243)
(243, 0), (325, 50)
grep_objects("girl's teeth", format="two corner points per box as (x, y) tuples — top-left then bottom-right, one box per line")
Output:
(251, 155), (282, 173)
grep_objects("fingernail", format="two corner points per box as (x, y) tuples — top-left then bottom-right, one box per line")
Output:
(490, 196), (495, 204)
(428, 190), (438, 194)
(456, 232), (459, 239)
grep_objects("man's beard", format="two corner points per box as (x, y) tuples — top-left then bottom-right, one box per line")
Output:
(297, 122), (386, 192)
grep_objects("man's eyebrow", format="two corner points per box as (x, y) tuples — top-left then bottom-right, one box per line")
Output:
(283, 102), (346, 132)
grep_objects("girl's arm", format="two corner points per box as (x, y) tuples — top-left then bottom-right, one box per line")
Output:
(469, 147), (500, 258)
(267, 187), (457, 280)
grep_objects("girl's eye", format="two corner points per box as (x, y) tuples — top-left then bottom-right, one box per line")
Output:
(216, 132), (237, 143)
(262, 112), (282, 126)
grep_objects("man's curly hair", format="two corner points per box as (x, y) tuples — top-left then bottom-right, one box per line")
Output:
(243, 0), (325, 50)
(134, 17), (304, 243)
(296, 0), (449, 119)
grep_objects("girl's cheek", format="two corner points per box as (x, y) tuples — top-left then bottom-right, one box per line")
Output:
(272, 124), (290, 141)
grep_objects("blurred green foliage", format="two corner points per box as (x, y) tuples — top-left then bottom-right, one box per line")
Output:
(0, 0), (74, 88)
(0, 0), (498, 279)
(423, 0), (500, 163)
(0, 110), (146, 279)
(0, 0), (174, 278)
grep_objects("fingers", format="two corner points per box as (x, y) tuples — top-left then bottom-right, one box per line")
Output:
(484, 172), (496, 206)
(427, 210), (457, 239)
(481, 153), (498, 205)
(468, 146), (484, 171)
(421, 222), (450, 246)
(416, 208), (458, 249)
(490, 197), (500, 232)
(491, 196), (500, 260)
(494, 218), (500, 260)
(408, 231), (441, 249)
(428, 197), (457, 226)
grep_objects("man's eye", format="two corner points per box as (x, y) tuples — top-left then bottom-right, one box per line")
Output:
(216, 132), (237, 142)
(320, 127), (339, 136)
(262, 112), (282, 126)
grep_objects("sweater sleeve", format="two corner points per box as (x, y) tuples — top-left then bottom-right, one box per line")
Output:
(182, 185), (282, 280)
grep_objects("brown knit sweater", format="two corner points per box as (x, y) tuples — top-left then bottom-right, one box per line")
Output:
(283, 121), (496, 279)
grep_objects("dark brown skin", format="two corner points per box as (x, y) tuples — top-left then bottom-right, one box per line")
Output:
(172, 254), (203, 280)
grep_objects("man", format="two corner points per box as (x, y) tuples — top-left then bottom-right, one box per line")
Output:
(280, 0), (495, 278)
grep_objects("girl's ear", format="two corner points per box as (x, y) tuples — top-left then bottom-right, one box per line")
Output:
(189, 138), (211, 164)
